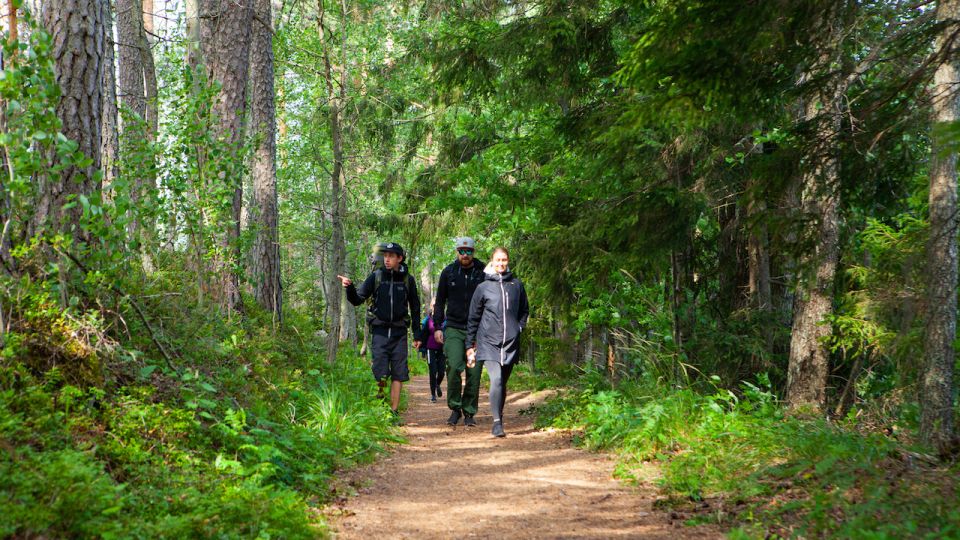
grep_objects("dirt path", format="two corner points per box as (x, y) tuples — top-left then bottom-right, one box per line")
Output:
(329, 374), (722, 539)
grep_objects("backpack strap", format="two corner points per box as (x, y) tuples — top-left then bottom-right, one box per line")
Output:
(366, 270), (416, 324)
(368, 269), (383, 308)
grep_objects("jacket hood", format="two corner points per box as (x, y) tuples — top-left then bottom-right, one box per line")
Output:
(484, 265), (513, 281)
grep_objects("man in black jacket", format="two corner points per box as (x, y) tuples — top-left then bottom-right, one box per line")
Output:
(433, 237), (485, 426)
(339, 242), (422, 422)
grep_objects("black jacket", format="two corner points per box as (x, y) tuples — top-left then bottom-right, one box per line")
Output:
(466, 270), (529, 366)
(346, 264), (422, 340)
(433, 258), (486, 330)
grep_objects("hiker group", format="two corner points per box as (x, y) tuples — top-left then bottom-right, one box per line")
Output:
(337, 237), (529, 438)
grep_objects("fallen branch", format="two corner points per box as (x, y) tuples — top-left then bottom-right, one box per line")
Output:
(54, 247), (180, 375)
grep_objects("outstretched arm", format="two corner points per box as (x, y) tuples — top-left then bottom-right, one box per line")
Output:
(343, 273), (375, 306)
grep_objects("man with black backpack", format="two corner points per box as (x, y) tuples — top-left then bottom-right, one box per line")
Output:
(338, 242), (422, 424)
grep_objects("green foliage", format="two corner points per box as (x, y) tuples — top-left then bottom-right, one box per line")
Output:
(0, 267), (404, 538)
(534, 373), (959, 537)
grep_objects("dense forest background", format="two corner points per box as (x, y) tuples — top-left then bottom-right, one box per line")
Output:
(1, 0), (959, 537)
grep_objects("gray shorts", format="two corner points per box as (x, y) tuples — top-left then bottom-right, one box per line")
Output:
(370, 327), (409, 382)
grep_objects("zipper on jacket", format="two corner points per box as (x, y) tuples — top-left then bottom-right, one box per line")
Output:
(388, 271), (395, 338)
(499, 275), (507, 365)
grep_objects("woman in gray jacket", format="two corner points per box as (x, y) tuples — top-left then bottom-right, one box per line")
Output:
(466, 247), (530, 437)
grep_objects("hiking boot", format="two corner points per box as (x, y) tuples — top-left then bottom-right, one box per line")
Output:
(447, 409), (462, 426)
(431, 395), (437, 403)
(464, 414), (477, 427)
(436, 387), (442, 397)
(492, 421), (505, 438)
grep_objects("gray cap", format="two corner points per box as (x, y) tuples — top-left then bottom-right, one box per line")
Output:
(455, 237), (476, 250)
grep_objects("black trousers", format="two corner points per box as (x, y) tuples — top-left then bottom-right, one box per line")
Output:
(426, 348), (446, 396)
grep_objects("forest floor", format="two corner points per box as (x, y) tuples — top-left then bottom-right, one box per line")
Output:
(327, 374), (724, 539)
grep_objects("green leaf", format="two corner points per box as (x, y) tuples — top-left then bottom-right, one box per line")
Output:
(139, 365), (158, 378)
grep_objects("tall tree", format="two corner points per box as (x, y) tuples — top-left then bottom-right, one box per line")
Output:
(35, 0), (107, 243)
(100, 0), (118, 187)
(785, 69), (844, 411)
(921, 0), (960, 455)
(200, 0), (253, 313)
(249, 0), (282, 321)
(319, 0), (348, 363)
(117, 0), (147, 238)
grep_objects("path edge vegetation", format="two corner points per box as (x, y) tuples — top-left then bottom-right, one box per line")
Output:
(2, 0), (960, 538)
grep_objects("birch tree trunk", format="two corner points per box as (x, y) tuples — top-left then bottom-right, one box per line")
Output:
(100, 0), (118, 188)
(249, 0), (282, 322)
(921, 0), (960, 455)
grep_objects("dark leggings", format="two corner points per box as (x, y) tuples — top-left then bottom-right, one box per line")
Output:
(484, 361), (514, 423)
(426, 349), (446, 396)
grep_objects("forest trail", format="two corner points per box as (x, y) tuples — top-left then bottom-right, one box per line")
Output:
(329, 374), (722, 539)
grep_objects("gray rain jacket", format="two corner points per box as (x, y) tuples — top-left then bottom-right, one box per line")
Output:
(466, 270), (530, 366)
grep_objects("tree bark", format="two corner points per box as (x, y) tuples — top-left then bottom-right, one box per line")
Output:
(100, 0), (119, 188)
(117, 0), (145, 127)
(184, 0), (202, 70)
(249, 0), (282, 322)
(747, 178), (772, 312)
(320, 0), (348, 363)
(117, 0), (146, 234)
(140, 0), (157, 138)
(785, 77), (843, 412)
(921, 0), (959, 455)
(200, 0), (253, 314)
(747, 174), (773, 363)
(35, 0), (106, 243)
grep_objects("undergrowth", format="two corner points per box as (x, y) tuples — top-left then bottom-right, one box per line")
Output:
(0, 271), (404, 539)
(533, 368), (960, 539)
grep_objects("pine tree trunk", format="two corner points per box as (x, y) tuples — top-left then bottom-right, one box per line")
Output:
(117, 0), (146, 234)
(35, 0), (106, 243)
(249, 0), (282, 322)
(786, 81), (842, 412)
(921, 0), (959, 455)
(200, 0), (252, 314)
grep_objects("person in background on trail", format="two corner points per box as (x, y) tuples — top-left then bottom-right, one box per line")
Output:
(419, 300), (446, 403)
(339, 242), (422, 424)
(466, 247), (529, 438)
(433, 237), (486, 427)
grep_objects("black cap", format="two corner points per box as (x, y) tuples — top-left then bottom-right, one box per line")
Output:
(381, 242), (405, 257)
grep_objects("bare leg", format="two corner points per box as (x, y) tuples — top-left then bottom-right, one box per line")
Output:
(391, 380), (402, 411)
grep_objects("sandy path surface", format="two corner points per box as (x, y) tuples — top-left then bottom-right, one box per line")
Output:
(329, 374), (722, 539)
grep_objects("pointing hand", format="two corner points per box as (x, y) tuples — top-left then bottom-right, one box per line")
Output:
(337, 275), (352, 287)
